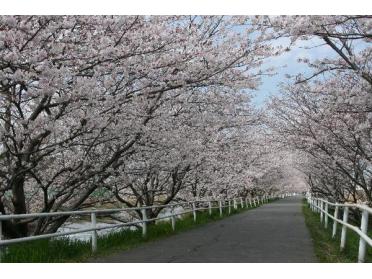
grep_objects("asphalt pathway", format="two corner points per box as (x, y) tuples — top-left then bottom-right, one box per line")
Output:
(91, 196), (317, 262)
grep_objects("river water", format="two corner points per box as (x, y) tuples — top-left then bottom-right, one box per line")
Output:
(56, 206), (187, 242)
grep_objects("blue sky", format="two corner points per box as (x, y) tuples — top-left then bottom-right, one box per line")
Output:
(251, 37), (336, 107)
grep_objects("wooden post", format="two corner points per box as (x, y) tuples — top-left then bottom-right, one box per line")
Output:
(192, 202), (197, 222)
(358, 210), (369, 263)
(340, 207), (349, 250)
(317, 200), (320, 213)
(219, 200), (223, 217)
(91, 212), (97, 253)
(0, 213), (2, 262)
(332, 206), (339, 238)
(171, 206), (176, 231)
(141, 208), (147, 238)
(324, 203), (329, 229)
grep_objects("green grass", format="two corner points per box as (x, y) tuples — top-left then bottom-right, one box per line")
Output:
(302, 199), (372, 263)
(0, 200), (276, 263)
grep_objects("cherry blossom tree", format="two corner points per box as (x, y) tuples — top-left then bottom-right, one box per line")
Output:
(253, 16), (371, 211)
(0, 15), (276, 238)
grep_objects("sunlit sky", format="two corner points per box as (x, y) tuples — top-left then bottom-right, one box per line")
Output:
(251, 37), (337, 108)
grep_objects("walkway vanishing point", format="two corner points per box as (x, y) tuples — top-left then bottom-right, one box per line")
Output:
(91, 196), (317, 263)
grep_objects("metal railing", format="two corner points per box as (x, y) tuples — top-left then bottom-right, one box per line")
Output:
(307, 196), (372, 263)
(0, 194), (283, 257)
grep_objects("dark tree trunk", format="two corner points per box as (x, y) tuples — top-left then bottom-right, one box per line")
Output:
(10, 169), (28, 237)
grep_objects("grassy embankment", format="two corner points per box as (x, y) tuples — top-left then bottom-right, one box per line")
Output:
(302, 199), (372, 263)
(1, 199), (277, 263)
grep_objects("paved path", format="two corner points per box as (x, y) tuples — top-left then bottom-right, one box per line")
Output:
(90, 196), (316, 262)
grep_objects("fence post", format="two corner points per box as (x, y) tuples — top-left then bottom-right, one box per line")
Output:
(208, 201), (212, 215)
(318, 200), (321, 213)
(332, 206), (339, 238)
(312, 199), (315, 212)
(240, 198), (244, 209)
(192, 202), (197, 222)
(313, 199), (316, 211)
(219, 200), (223, 217)
(340, 207), (349, 250)
(324, 203), (328, 229)
(316, 200), (320, 213)
(320, 201), (324, 223)
(0, 213), (2, 262)
(358, 209), (369, 263)
(91, 212), (97, 253)
(228, 200), (231, 214)
(141, 208), (148, 237)
(171, 206), (176, 231)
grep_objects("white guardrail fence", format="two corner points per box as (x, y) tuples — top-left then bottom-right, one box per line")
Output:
(0, 193), (291, 258)
(307, 196), (372, 263)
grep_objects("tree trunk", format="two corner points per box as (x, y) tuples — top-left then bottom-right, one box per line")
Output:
(10, 169), (28, 237)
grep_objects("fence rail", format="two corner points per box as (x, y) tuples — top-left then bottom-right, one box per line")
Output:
(0, 193), (287, 257)
(307, 196), (372, 263)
